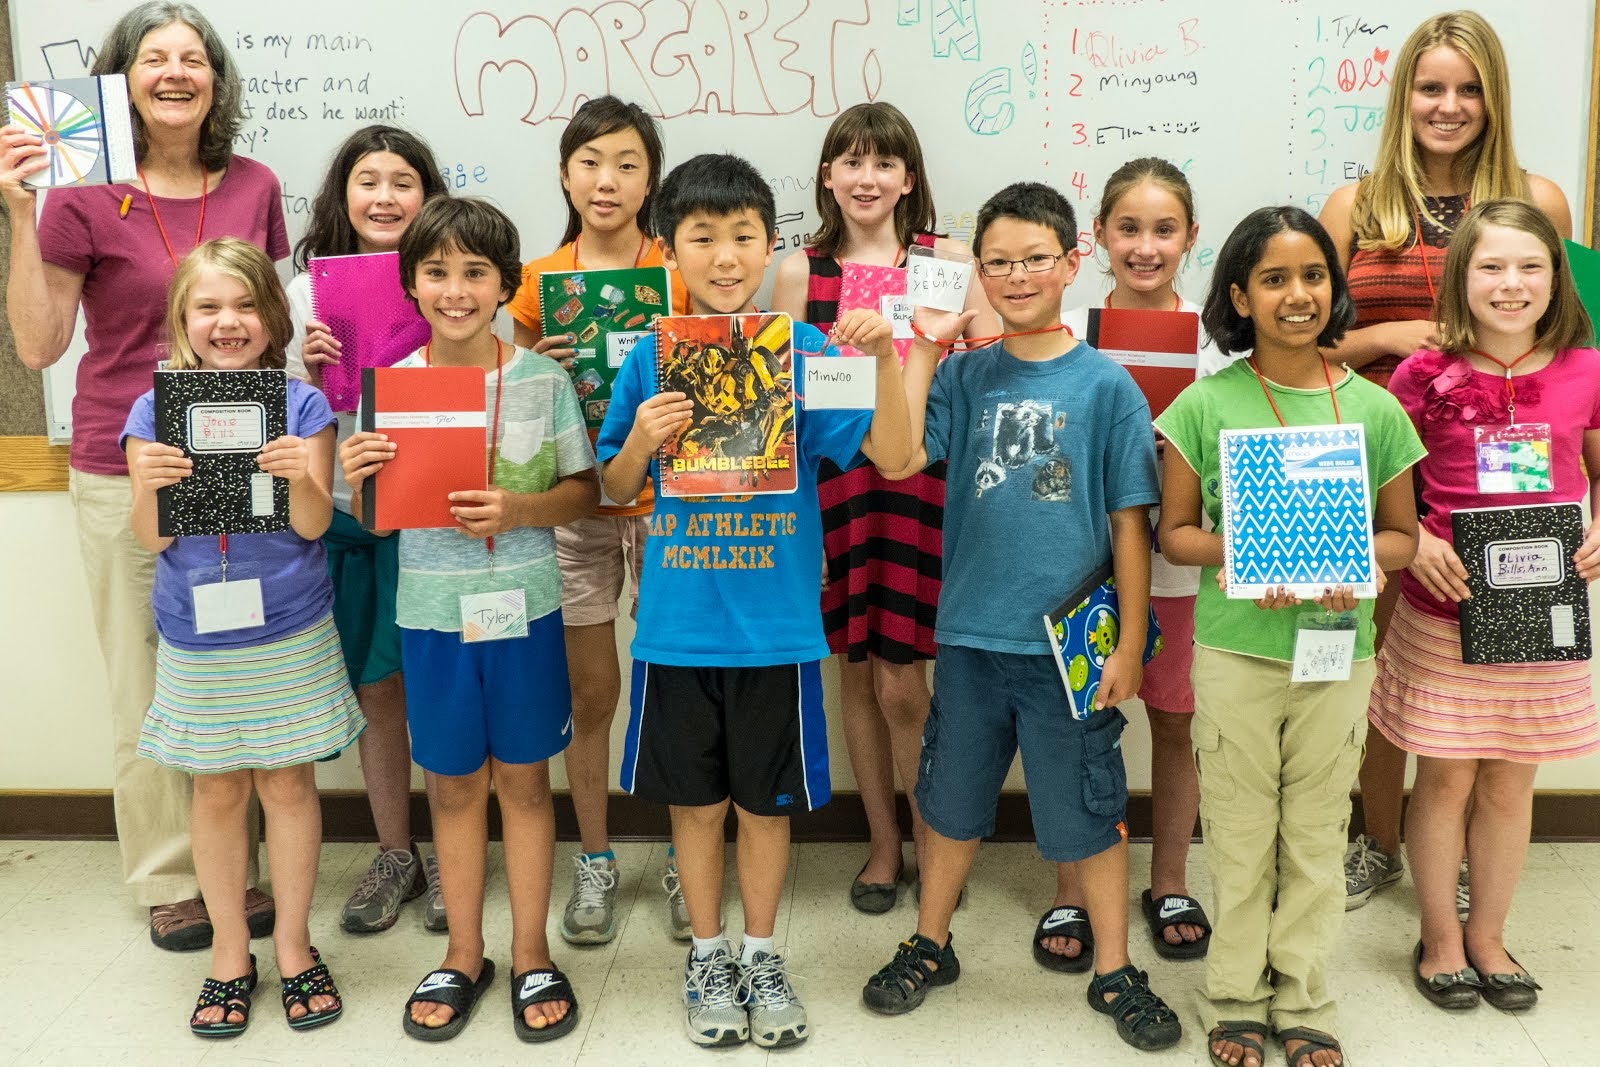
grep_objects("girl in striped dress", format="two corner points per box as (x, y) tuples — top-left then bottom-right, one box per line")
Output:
(1371, 201), (1599, 1013)
(772, 102), (995, 911)
(123, 238), (363, 1036)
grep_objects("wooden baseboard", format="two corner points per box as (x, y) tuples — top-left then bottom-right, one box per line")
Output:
(3, 789), (1597, 843)
(0, 436), (69, 492)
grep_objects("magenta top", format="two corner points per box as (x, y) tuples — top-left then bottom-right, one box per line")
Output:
(38, 156), (290, 475)
(1389, 346), (1600, 618)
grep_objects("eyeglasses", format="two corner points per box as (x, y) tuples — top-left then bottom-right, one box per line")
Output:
(977, 254), (1064, 277)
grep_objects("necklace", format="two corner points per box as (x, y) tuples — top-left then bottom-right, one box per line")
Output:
(1246, 355), (1342, 426)
(138, 165), (208, 268)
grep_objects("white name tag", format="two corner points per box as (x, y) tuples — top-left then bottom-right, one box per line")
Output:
(607, 329), (649, 368)
(192, 578), (266, 634)
(803, 357), (877, 409)
(880, 294), (913, 339)
(250, 472), (274, 517)
(1291, 626), (1355, 683)
(905, 255), (972, 313)
(188, 402), (266, 452)
(460, 588), (529, 643)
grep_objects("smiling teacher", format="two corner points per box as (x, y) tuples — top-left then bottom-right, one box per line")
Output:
(2, 2), (289, 950)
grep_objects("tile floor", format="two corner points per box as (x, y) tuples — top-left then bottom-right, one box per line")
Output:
(1, 838), (1596, 1065)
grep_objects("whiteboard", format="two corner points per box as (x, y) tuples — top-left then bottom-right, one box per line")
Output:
(12, 0), (1594, 442)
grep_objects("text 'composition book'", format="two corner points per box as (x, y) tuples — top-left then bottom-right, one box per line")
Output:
(311, 252), (433, 413)
(360, 366), (486, 530)
(654, 313), (797, 498)
(154, 369), (288, 538)
(1452, 502), (1592, 664)
(1219, 424), (1378, 599)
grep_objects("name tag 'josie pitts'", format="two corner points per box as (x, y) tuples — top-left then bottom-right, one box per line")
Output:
(802, 357), (877, 410)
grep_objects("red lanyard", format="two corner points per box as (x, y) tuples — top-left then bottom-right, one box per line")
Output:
(1470, 344), (1539, 423)
(426, 338), (506, 560)
(1412, 197), (1468, 311)
(910, 320), (1073, 352)
(573, 233), (647, 269)
(139, 166), (208, 268)
(1247, 356), (1342, 426)
(1104, 291), (1181, 311)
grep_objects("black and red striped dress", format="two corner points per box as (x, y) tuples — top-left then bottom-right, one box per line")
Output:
(806, 239), (945, 663)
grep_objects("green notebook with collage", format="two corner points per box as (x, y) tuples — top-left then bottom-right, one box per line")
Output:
(538, 265), (671, 430)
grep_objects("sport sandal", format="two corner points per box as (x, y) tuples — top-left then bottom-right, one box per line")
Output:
(1208, 1020), (1268, 1067)
(1141, 889), (1212, 960)
(1277, 1026), (1347, 1067)
(281, 949), (342, 1031)
(511, 966), (579, 1042)
(403, 958), (497, 1041)
(861, 933), (960, 1015)
(1032, 906), (1094, 973)
(1087, 965), (1182, 1051)
(189, 954), (258, 1038)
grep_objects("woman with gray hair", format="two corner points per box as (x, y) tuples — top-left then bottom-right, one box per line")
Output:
(1, 2), (288, 951)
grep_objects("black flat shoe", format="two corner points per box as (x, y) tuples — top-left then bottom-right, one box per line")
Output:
(1412, 941), (1481, 1010)
(1468, 950), (1540, 1012)
(849, 857), (904, 915)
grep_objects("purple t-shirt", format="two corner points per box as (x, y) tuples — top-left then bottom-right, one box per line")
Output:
(121, 378), (336, 650)
(40, 156), (290, 475)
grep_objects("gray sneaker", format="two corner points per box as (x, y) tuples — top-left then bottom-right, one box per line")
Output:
(1457, 859), (1471, 922)
(1344, 835), (1404, 909)
(663, 859), (692, 941)
(561, 853), (620, 945)
(739, 950), (808, 1048)
(341, 847), (424, 933)
(422, 854), (448, 932)
(683, 945), (748, 1046)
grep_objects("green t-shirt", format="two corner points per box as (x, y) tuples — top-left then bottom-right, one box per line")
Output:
(385, 348), (594, 632)
(1154, 360), (1425, 662)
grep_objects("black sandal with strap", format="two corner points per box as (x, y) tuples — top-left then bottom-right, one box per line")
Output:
(281, 948), (343, 1031)
(511, 966), (579, 1043)
(1087, 964), (1182, 1051)
(861, 933), (960, 1015)
(1277, 1025), (1347, 1067)
(1209, 1020), (1268, 1067)
(189, 954), (258, 1039)
(1141, 889), (1212, 960)
(403, 959), (497, 1042)
(1032, 905), (1094, 973)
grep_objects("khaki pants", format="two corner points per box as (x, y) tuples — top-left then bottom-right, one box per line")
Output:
(70, 470), (258, 906)
(1189, 644), (1374, 1036)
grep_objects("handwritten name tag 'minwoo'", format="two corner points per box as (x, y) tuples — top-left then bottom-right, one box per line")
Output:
(803, 357), (877, 409)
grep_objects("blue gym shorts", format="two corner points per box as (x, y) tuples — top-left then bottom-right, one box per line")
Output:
(915, 643), (1129, 862)
(400, 609), (572, 777)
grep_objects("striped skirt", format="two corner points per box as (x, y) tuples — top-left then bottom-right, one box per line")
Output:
(139, 613), (366, 773)
(1367, 595), (1599, 762)
(819, 459), (945, 663)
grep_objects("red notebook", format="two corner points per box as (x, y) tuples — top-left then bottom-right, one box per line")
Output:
(359, 365), (486, 530)
(1084, 308), (1200, 419)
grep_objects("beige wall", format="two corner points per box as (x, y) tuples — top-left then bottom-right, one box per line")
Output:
(4, 488), (1599, 795)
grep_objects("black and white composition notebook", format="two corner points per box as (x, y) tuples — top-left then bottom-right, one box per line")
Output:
(1450, 502), (1592, 664)
(153, 369), (289, 538)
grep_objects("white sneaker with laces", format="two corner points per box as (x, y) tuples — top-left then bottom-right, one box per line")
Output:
(683, 946), (747, 1046)
(663, 858), (691, 941)
(561, 853), (619, 945)
(739, 949), (808, 1048)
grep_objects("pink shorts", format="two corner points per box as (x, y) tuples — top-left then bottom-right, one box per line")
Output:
(1138, 595), (1196, 715)
(555, 513), (648, 627)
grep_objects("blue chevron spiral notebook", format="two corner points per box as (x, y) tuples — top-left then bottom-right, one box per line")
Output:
(1219, 424), (1378, 599)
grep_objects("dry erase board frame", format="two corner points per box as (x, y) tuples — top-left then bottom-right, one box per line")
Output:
(7, 0), (1600, 462)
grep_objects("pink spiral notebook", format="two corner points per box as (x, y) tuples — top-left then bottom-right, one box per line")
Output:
(837, 261), (913, 363)
(310, 252), (433, 412)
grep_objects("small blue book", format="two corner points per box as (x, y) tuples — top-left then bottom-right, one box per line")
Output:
(1044, 561), (1163, 719)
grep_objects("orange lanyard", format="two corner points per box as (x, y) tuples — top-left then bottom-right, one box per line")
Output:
(1247, 356), (1342, 426)
(1412, 197), (1468, 311)
(910, 320), (1073, 352)
(138, 166), (208, 268)
(426, 338), (506, 559)
(1470, 344), (1539, 423)
(572, 233), (647, 270)
(1104, 291), (1181, 311)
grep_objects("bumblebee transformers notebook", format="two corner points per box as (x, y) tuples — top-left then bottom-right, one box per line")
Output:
(654, 313), (797, 497)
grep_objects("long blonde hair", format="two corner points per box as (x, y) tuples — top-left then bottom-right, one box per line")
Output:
(164, 238), (291, 370)
(1350, 10), (1530, 252)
